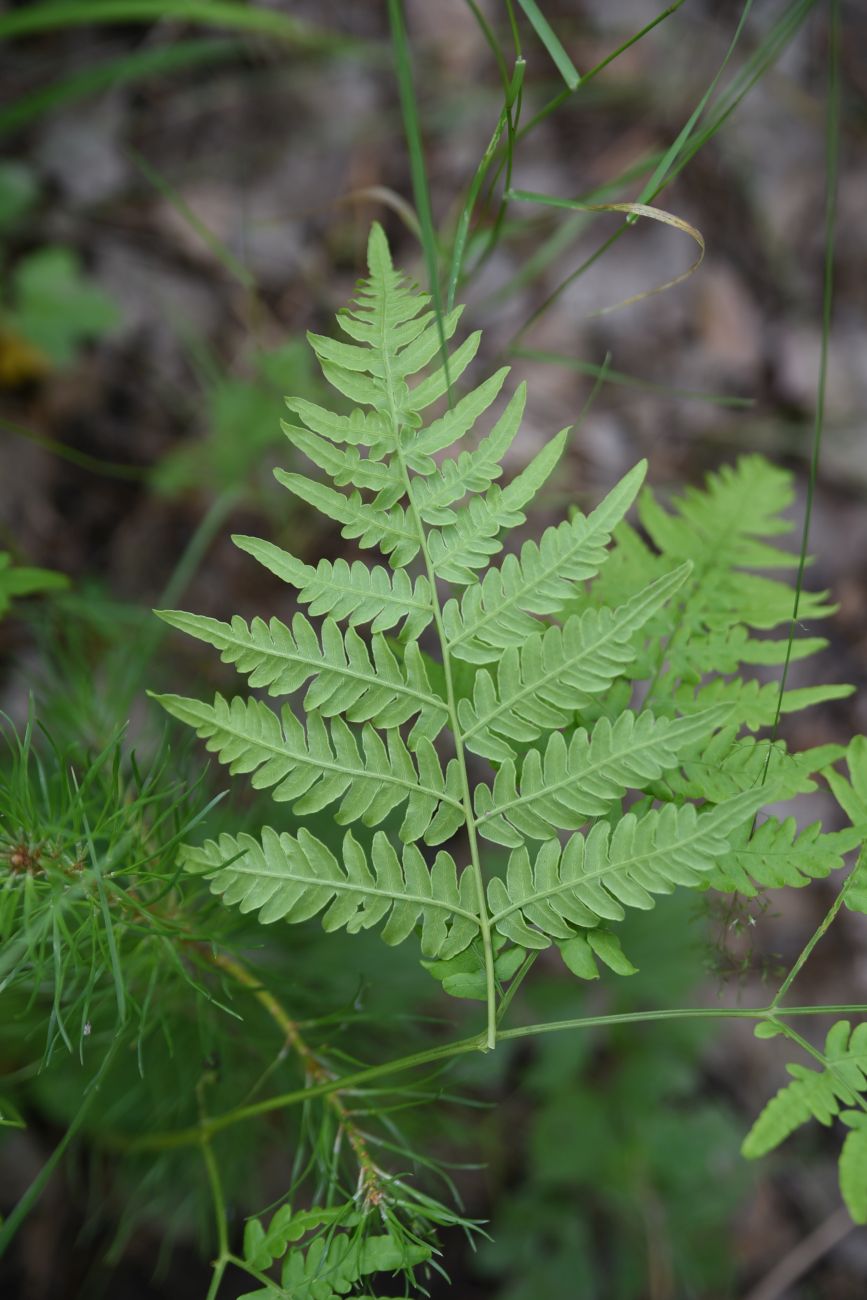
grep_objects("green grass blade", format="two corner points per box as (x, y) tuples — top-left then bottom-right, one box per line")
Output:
(660, 0), (817, 190)
(388, 0), (450, 398)
(515, 0), (579, 89)
(513, 348), (755, 408)
(636, 0), (754, 206)
(465, 0), (511, 88)
(507, 0), (803, 341)
(126, 146), (255, 291)
(1, 419), (146, 481)
(507, 190), (705, 321)
(518, 0), (688, 139)
(0, 1), (340, 45)
(446, 58), (525, 311)
(769, 0), (840, 736)
(0, 38), (240, 135)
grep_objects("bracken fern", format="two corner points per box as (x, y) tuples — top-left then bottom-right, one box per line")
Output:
(154, 225), (852, 1061)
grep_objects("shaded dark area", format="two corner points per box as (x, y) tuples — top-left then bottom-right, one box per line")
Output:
(2, 2), (867, 1298)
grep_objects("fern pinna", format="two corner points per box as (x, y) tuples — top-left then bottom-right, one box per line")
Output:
(153, 225), (856, 1056)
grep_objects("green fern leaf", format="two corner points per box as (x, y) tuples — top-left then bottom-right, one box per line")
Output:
(474, 707), (727, 848)
(151, 693), (463, 844)
(183, 825), (479, 958)
(233, 536), (433, 641)
(274, 472), (419, 567)
(458, 565), (690, 762)
(282, 422), (402, 494)
(425, 427), (568, 584)
(487, 788), (767, 949)
(673, 677), (853, 732)
(410, 366), (511, 461)
(156, 225), (851, 1055)
(282, 397), (389, 447)
(410, 383), (527, 524)
(669, 732), (846, 804)
(743, 1022), (867, 1159)
(585, 457), (843, 726)
(827, 735), (867, 827)
(410, 328), (482, 409)
(155, 610), (447, 744)
(707, 818), (864, 896)
(443, 460), (646, 663)
(741, 1076), (820, 1159)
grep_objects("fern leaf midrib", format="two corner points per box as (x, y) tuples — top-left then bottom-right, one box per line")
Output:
(204, 706), (460, 808)
(478, 718), (681, 824)
(313, 572), (430, 614)
(489, 813), (728, 925)
(373, 244), (498, 1049)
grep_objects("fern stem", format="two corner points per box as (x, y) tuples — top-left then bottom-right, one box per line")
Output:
(207, 948), (388, 1208)
(771, 848), (864, 1011)
(204, 1257), (227, 1300)
(495, 950), (537, 1025)
(394, 450), (498, 1050)
(117, 1003), (867, 1154)
(371, 240), (498, 1050)
(200, 1141), (229, 1269)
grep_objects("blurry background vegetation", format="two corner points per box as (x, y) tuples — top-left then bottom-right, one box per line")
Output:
(1, 1), (867, 1297)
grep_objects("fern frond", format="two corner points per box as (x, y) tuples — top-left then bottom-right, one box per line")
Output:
(281, 398), (389, 448)
(443, 460), (646, 663)
(233, 536), (434, 641)
(708, 818), (864, 895)
(826, 735), (867, 828)
(673, 677), (853, 732)
(743, 1022), (867, 1226)
(474, 707), (726, 848)
(585, 457), (840, 722)
(639, 455), (797, 568)
(487, 788), (767, 949)
(742, 1021), (867, 1158)
(458, 566), (690, 762)
(155, 610), (447, 744)
(183, 825), (479, 959)
(668, 731), (846, 804)
(156, 226), (854, 1073)
(410, 327), (482, 409)
(262, 1228), (430, 1300)
(152, 693), (464, 844)
(281, 422), (402, 493)
(675, 626), (828, 678)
